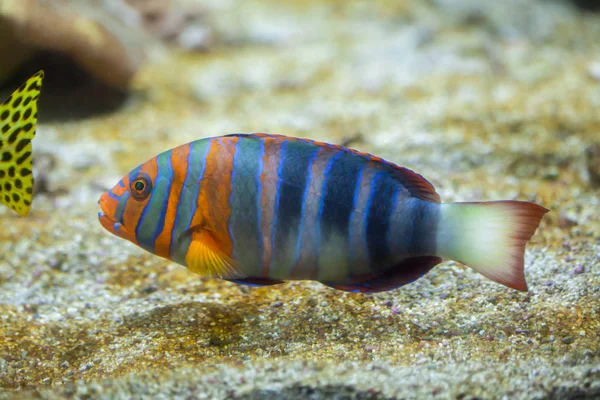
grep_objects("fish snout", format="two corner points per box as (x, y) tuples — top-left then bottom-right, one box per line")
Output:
(98, 191), (119, 233)
(97, 190), (137, 242)
(98, 192), (113, 217)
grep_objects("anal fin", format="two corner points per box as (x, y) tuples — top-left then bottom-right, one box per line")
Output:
(227, 277), (285, 287)
(324, 256), (441, 293)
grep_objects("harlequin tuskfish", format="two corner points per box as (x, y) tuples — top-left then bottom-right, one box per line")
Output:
(0, 71), (44, 216)
(98, 134), (548, 292)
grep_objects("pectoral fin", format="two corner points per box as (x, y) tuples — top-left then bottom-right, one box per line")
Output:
(185, 228), (244, 279)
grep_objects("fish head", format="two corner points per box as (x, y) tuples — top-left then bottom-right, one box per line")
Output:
(98, 159), (158, 245)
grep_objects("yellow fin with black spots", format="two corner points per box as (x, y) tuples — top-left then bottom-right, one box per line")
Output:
(185, 228), (244, 279)
(0, 70), (44, 216)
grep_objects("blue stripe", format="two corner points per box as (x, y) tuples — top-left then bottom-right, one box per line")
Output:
(170, 139), (212, 263)
(133, 166), (152, 240)
(315, 151), (344, 261)
(256, 139), (265, 268)
(293, 148), (320, 267)
(115, 165), (141, 225)
(384, 185), (401, 255)
(273, 141), (318, 267)
(366, 172), (397, 267)
(362, 171), (381, 267)
(228, 138), (243, 260)
(268, 140), (288, 271)
(351, 169), (364, 210)
(151, 150), (174, 249)
(135, 196), (152, 245)
(107, 191), (120, 201)
(170, 146), (194, 258)
(134, 152), (172, 253)
(319, 153), (363, 242)
(114, 191), (130, 222)
(195, 143), (211, 181)
(347, 167), (365, 264)
(264, 140), (319, 277)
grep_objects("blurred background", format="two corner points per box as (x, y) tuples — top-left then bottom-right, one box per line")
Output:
(0, 0), (599, 398)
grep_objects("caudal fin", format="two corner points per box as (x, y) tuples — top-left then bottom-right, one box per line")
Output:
(0, 71), (44, 216)
(436, 201), (548, 291)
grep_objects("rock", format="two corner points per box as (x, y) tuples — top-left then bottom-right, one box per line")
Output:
(0, 0), (143, 88)
(572, 265), (585, 275)
(0, 0), (214, 90)
(562, 337), (575, 345)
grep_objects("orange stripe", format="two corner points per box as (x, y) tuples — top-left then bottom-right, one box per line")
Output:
(122, 158), (159, 246)
(259, 137), (282, 277)
(192, 137), (237, 257)
(153, 144), (190, 259)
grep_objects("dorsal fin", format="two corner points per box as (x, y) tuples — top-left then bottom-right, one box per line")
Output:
(222, 133), (441, 203)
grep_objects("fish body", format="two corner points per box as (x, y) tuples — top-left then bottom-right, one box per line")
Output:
(99, 133), (548, 292)
(0, 71), (44, 216)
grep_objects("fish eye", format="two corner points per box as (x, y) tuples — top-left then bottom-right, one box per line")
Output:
(130, 174), (152, 200)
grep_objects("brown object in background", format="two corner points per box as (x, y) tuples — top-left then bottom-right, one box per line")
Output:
(0, 0), (143, 88)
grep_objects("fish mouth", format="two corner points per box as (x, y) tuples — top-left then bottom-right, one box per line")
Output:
(98, 193), (128, 238)
(98, 210), (121, 235)
(98, 201), (118, 234)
